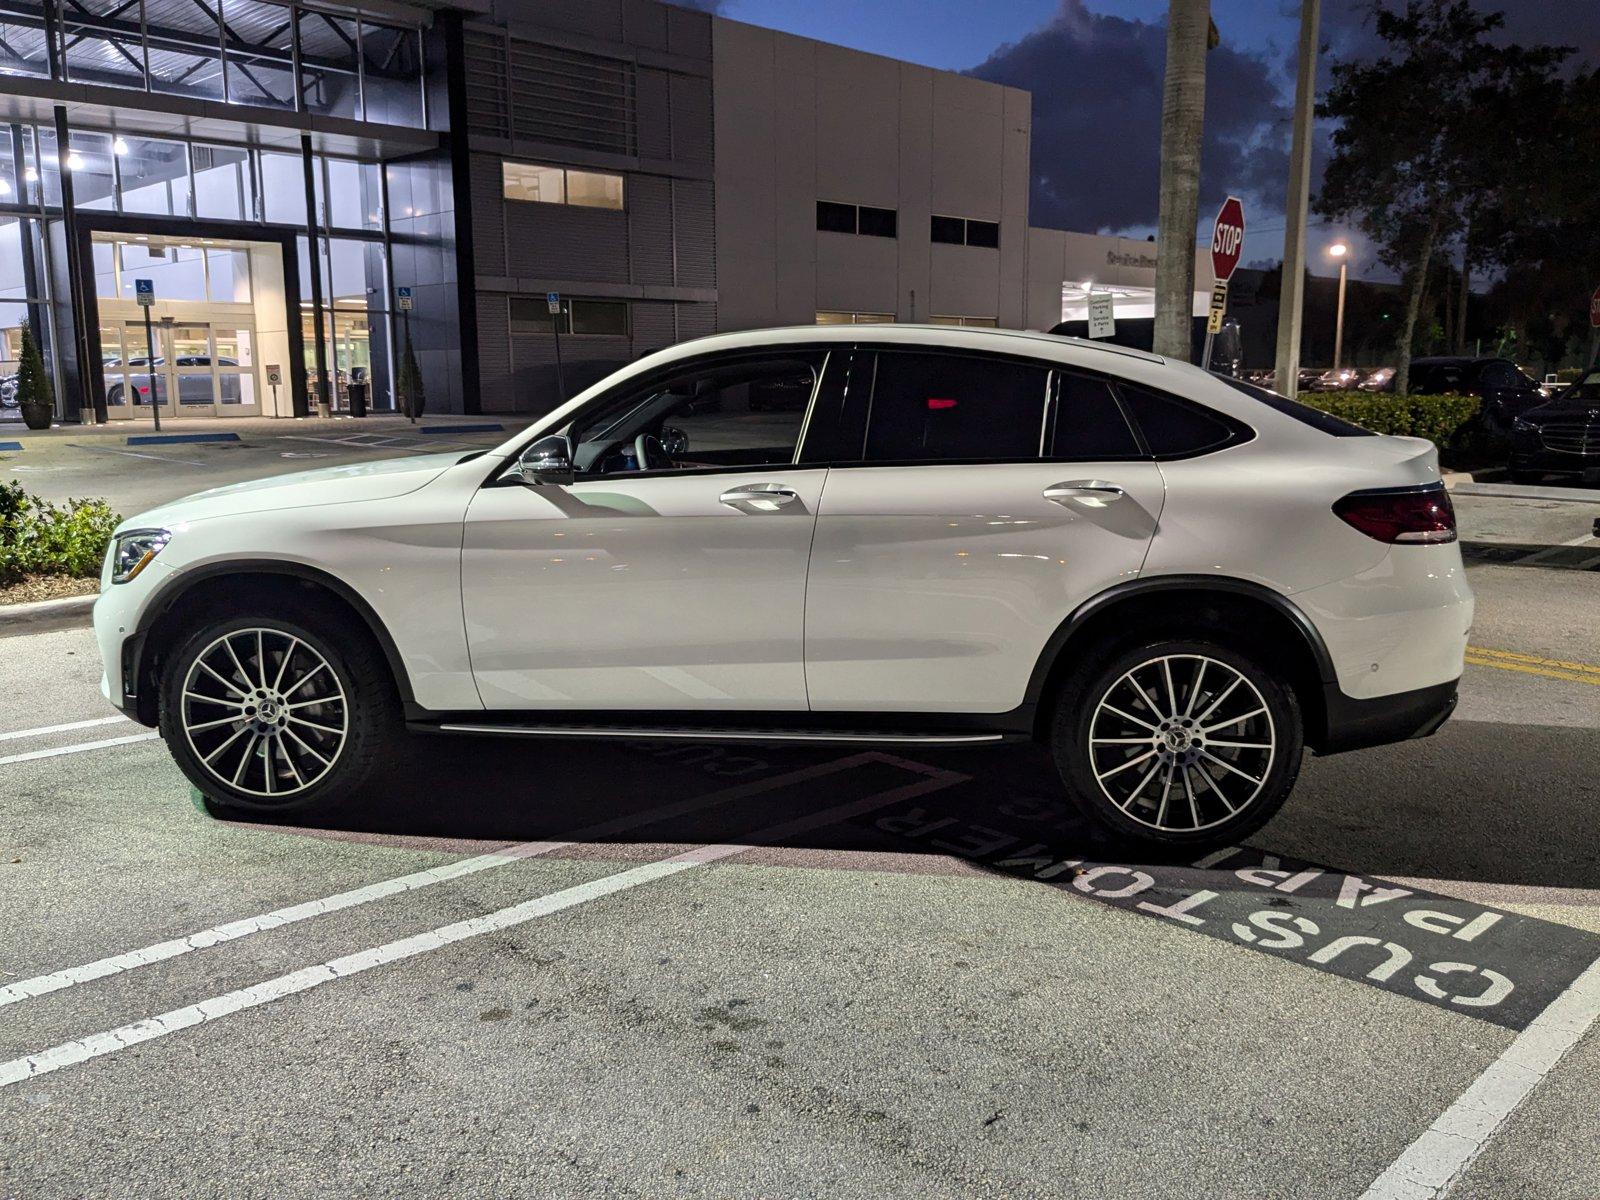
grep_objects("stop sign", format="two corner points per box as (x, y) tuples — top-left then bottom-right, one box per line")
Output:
(1590, 285), (1600, 329)
(1211, 195), (1246, 283)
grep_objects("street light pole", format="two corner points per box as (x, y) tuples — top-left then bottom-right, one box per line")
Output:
(1328, 241), (1349, 371)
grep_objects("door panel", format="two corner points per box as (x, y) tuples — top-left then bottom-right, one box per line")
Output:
(462, 469), (827, 710)
(804, 462), (1164, 713)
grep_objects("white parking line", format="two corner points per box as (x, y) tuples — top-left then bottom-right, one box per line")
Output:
(0, 764), (964, 1088)
(0, 752), (929, 1009)
(0, 716), (130, 742)
(0, 732), (159, 766)
(1358, 956), (1600, 1200)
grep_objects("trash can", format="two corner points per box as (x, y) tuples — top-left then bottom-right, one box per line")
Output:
(347, 381), (368, 418)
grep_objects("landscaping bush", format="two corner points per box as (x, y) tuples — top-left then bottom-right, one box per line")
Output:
(0, 481), (120, 588)
(1294, 391), (1482, 450)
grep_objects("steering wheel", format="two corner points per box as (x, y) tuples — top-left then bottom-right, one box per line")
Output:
(633, 432), (662, 470)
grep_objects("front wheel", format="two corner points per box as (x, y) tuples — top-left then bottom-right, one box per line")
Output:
(158, 610), (403, 815)
(1052, 640), (1304, 850)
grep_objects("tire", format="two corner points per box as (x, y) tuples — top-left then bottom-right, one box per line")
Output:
(1051, 638), (1304, 851)
(158, 606), (403, 816)
(107, 384), (124, 407)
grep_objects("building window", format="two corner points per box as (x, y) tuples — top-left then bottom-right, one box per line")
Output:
(502, 162), (624, 210)
(816, 311), (895, 325)
(929, 315), (999, 327)
(510, 297), (630, 335)
(816, 202), (897, 239)
(931, 215), (1001, 249)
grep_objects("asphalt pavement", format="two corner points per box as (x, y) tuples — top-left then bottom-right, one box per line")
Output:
(1, 441), (1598, 1198)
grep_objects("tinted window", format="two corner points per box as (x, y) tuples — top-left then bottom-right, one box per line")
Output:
(816, 201), (855, 234)
(1051, 374), (1142, 458)
(857, 206), (898, 238)
(1118, 385), (1243, 457)
(966, 219), (1001, 249)
(1213, 373), (1375, 437)
(930, 214), (965, 245)
(1478, 360), (1521, 388)
(864, 351), (1047, 462)
(570, 299), (628, 336)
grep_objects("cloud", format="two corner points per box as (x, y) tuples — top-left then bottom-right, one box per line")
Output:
(969, 0), (1291, 235)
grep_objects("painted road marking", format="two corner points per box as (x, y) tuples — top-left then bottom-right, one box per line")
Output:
(0, 752), (925, 1009)
(0, 761), (965, 1088)
(1465, 645), (1600, 687)
(0, 732), (159, 766)
(1358, 956), (1600, 1200)
(1512, 532), (1597, 567)
(0, 715), (130, 742)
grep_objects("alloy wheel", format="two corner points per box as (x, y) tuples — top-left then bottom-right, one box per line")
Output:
(1086, 653), (1276, 833)
(179, 628), (348, 799)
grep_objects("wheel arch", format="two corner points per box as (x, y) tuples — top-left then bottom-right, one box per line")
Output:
(127, 560), (415, 726)
(1025, 575), (1338, 750)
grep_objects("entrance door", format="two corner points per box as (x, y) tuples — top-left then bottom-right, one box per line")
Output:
(112, 319), (261, 418)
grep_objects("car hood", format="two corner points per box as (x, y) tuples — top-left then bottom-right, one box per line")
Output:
(122, 451), (471, 530)
(1523, 396), (1600, 421)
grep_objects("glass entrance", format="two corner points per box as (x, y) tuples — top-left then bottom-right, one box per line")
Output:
(107, 320), (261, 419)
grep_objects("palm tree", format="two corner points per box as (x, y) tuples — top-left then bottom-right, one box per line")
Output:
(1153, 0), (1210, 362)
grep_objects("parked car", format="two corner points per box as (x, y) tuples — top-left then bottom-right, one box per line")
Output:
(0, 372), (17, 409)
(1311, 367), (1362, 392)
(1508, 367), (1600, 484)
(1370, 357), (1543, 431)
(1358, 367), (1395, 392)
(93, 326), (1471, 851)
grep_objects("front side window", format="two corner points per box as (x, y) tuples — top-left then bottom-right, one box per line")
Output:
(863, 351), (1048, 463)
(569, 354), (826, 477)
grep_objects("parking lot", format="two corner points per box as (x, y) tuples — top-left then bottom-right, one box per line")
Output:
(2, 436), (1599, 1198)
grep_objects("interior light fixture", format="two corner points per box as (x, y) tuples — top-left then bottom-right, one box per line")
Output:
(0, 179), (10, 197)
(66, 151), (84, 170)
(113, 137), (130, 156)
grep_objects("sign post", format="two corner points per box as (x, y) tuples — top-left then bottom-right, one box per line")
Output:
(1589, 284), (1600, 369)
(396, 287), (414, 422)
(1087, 291), (1116, 340)
(1203, 196), (1246, 370)
(265, 363), (282, 414)
(134, 278), (160, 432)
(548, 291), (567, 404)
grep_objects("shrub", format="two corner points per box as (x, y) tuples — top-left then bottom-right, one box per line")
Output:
(1294, 391), (1482, 448)
(0, 481), (121, 588)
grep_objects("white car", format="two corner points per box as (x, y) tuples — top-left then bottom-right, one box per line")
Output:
(93, 326), (1471, 850)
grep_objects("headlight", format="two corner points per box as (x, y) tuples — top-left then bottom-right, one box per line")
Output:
(110, 529), (171, 583)
(1512, 417), (1536, 434)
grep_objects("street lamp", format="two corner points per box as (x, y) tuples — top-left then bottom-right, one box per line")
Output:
(1327, 241), (1349, 371)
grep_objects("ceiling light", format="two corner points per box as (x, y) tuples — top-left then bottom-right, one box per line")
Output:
(24, 166), (38, 182)
(113, 137), (129, 156)
(66, 151), (84, 170)
(0, 179), (9, 197)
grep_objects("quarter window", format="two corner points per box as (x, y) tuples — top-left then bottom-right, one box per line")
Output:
(863, 351), (1047, 463)
(1118, 384), (1243, 457)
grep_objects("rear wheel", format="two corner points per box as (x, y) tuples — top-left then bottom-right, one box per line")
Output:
(158, 608), (403, 815)
(1052, 639), (1304, 850)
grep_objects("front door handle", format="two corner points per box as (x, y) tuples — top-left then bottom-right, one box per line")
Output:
(720, 483), (800, 510)
(1044, 479), (1126, 505)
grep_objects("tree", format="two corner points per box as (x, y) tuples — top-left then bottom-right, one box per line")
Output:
(1153, 0), (1211, 361)
(1315, 1), (1561, 394)
(15, 318), (54, 431)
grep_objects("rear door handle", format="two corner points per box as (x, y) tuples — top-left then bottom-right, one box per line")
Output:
(1043, 479), (1126, 505)
(720, 483), (800, 510)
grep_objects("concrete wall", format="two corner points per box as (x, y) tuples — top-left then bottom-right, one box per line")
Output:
(712, 19), (1032, 331)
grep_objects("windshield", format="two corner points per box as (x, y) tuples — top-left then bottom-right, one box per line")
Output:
(1552, 369), (1600, 404)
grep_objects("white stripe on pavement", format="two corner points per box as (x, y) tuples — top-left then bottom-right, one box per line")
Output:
(0, 752), (926, 1009)
(0, 765), (965, 1089)
(1358, 955), (1600, 1200)
(0, 732), (159, 766)
(0, 716), (131, 742)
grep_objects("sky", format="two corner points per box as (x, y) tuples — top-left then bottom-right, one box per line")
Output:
(681, 0), (1599, 279)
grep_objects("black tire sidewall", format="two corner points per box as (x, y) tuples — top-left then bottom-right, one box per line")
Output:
(158, 610), (398, 814)
(1052, 638), (1304, 849)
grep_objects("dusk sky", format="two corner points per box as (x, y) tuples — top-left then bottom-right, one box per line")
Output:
(682, 0), (1599, 279)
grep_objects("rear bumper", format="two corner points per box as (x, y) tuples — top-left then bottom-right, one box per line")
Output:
(1314, 677), (1458, 755)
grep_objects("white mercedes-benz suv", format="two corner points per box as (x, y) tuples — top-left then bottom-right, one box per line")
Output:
(93, 326), (1471, 850)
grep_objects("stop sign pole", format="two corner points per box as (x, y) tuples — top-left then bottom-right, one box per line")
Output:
(1202, 196), (1246, 370)
(1589, 284), (1600, 368)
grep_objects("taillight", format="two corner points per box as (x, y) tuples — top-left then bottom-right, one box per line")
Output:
(1333, 484), (1457, 544)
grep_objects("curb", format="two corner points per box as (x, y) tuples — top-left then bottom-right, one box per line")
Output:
(0, 592), (98, 634)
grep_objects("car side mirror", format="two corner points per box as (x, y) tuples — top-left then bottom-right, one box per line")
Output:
(515, 435), (575, 486)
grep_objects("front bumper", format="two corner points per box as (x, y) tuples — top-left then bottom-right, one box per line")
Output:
(93, 559), (175, 726)
(1509, 447), (1600, 480)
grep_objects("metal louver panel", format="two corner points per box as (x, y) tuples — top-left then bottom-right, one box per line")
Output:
(463, 28), (636, 156)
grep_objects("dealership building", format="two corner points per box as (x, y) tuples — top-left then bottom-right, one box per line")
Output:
(0, 0), (1210, 423)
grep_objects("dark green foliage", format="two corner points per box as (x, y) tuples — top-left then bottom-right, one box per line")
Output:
(0, 481), (121, 586)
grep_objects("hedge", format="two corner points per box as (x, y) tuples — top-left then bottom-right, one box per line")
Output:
(1293, 391), (1482, 447)
(0, 481), (121, 587)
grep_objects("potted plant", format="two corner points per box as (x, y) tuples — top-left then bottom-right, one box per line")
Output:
(15, 318), (54, 431)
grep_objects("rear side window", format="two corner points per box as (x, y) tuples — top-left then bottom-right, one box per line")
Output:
(1212, 373), (1375, 437)
(1117, 385), (1246, 457)
(863, 351), (1047, 462)
(1050, 373), (1142, 459)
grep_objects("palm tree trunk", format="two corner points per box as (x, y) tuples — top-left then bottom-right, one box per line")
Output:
(1394, 212), (1441, 397)
(1455, 230), (1471, 353)
(1153, 0), (1210, 361)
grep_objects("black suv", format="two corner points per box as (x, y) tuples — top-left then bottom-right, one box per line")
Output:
(1508, 368), (1600, 484)
(1379, 356), (1543, 432)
